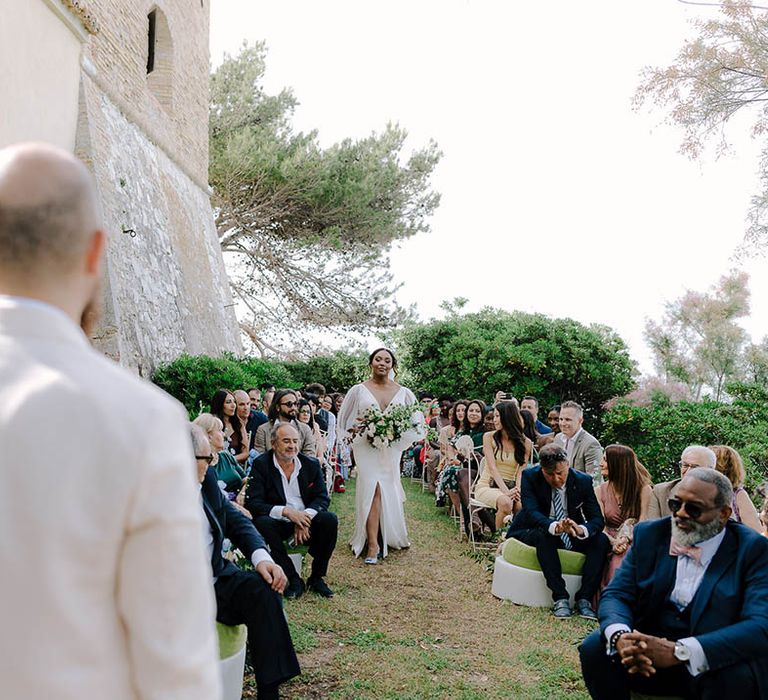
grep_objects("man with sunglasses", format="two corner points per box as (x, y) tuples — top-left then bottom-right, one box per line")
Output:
(252, 388), (316, 456)
(580, 468), (768, 699)
(647, 445), (716, 519)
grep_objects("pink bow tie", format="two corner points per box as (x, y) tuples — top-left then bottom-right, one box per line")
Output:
(669, 540), (702, 564)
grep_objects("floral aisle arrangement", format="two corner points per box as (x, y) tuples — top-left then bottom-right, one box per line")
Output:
(359, 404), (424, 449)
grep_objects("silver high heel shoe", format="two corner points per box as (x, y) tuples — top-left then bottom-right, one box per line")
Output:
(364, 548), (380, 565)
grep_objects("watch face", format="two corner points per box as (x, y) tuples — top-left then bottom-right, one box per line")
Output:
(674, 643), (691, 661)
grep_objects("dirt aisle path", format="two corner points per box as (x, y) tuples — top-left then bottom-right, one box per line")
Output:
(246, 478), (593, 700)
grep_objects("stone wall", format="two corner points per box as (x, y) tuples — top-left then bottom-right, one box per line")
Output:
(79, 0), (211, 186)
(69, 0), (241, 373)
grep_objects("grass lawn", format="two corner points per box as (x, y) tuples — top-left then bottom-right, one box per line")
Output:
(244, 477), (594, 700)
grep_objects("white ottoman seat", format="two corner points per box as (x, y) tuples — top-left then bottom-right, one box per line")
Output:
(491, 537), (585, 607)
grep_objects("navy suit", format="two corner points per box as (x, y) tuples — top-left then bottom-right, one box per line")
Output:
(580, 518), (768, 699)
(507, 466), (609, 602)
(245, 451), (337, 582)
(200, 469), (300, 690)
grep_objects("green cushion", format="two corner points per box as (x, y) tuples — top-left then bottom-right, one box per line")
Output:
(216, 622), (247, 659)
(501, 537), (586, 576)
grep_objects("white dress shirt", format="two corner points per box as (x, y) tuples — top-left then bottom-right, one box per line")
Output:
(563, 428), (583, 464)
(604, 527), (727, 676)
(269, 456), (318, 521)
(547, 485), (589, 539)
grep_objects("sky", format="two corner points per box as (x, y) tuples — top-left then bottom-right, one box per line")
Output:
(209, 0), (768, 373)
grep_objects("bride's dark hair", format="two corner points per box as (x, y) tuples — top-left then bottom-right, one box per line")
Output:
(368, 347), (397, 370)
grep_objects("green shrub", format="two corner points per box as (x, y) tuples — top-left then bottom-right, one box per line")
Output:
(602, 381), (768, 498)
(152, 353), (294, 417)
(282, 350), (369, 393)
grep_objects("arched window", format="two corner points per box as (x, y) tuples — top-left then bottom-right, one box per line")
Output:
(146, 7), (173, 110)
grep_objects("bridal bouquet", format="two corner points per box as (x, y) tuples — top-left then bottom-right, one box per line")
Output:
(359, 404), (424, 449)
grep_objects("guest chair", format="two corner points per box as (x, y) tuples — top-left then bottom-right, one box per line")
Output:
(491, 537), (584, 606)
(217, 622), (247, 700)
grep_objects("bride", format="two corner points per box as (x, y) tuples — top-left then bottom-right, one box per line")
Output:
(337, 348), (424, 564)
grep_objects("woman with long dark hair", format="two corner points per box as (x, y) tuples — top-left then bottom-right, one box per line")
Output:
(596, 444), (652, 588)
(337, 348), (424, 564)
(476, 401), (531, 529)
(435, 401), (468, 511)
(458, 399), (487, 450)
(210, 389), (248, 465)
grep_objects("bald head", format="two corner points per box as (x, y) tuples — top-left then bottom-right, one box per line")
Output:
(0, 143), (101, 279)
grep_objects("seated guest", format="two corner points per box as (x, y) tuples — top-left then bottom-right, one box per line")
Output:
(246, 423), (338, 599)
(191, 424), (300, 700)
(297, 398), (326, 460)
(193, 413), (247, 496)
(537, 404), (561, 448)
(455, 435), (496, 538)
(595, 444), (652, 589)
(233, 390), (254, 463)
(477, 401), (531, 529)
(247, 387), (269, 446)
(211, 388), (249, 465)
(458, 399), (487, 450)
(253, 389), (316, 457)
(507, 443), (609, 619)
(579, 469), (768, 700)
(520, 395), (553, 435)
(520, 409), (540, 465)
(710, 445), (762, 533)
(554, 400), (603, 475)
(648, 445), (716, 519)
(435, 401), (467, 507)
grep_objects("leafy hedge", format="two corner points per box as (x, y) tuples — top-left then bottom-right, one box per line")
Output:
(152, 353), (294, 417)
(601, 382), (768, 495)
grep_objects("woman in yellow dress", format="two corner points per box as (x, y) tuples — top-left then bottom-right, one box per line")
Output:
(475, 401), (531, 530)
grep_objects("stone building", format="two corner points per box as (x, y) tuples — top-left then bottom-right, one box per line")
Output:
(1, 0), (241, 374)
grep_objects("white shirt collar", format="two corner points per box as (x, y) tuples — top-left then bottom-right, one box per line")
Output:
(0, 294), (74, 325)
(272, 454), (301, 474)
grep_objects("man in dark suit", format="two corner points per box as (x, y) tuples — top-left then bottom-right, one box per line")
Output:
(191, 424), (300, 700)
(506, 443), (609, 619)
(246, 423), (338, 600)
(579, 469), (768, 699)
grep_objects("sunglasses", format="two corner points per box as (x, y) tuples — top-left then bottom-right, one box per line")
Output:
(280, 401), (297, 408)
(195, 454), (214, 464)
(667, 497), (717, 520)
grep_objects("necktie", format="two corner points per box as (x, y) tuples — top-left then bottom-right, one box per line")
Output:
(552, 488), (572, 550)
(669, 540), (702, 564)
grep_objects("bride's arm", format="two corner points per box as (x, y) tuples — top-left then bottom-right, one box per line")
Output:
(336, 385), (361, 441)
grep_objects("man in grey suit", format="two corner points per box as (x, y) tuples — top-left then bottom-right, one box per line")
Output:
(253, 388), (316, 456)
(554, 400), (603, 476)
(647, 445), (716, 519)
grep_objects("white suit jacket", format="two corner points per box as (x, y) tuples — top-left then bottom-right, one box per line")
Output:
(0, 298), (221, 700)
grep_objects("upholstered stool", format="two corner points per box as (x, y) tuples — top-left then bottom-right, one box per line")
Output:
(217, 622), (247, 700)
(491, 538), (585, 606)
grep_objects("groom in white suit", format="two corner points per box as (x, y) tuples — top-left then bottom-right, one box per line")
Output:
(0, 143), (221, 699)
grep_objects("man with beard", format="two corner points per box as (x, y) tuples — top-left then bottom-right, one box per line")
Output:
(252, 388), (316, 456)
(579, 469), (768, 699)
(0, 144), (220, 698)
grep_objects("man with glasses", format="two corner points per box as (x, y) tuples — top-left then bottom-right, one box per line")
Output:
(648, 446), (716, 519)
(191, 424), (300, 700)
(579, 468), (768, 699)
(252, 388), (316, 457)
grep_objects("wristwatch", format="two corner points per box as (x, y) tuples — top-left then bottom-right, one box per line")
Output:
(673, 641), (691, 663)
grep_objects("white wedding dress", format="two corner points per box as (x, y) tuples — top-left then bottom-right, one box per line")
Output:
(337, 383), (424, 557)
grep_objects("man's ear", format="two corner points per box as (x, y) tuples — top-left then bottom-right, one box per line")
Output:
(719, 505), (733, 525)
(84, 230), (105, 276)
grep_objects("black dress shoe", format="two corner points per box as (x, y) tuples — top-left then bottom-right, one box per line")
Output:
(576, 599), (597, 620)
(306, 576), (334, 598)
(284, 577), (305, 600)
